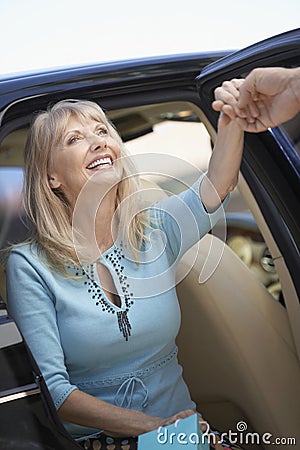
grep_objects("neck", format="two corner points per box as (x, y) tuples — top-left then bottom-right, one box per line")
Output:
(71, 183), (118, 262)
(94, 189), (118, 254)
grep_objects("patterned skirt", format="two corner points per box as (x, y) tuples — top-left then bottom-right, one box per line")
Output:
(79, 434), (138, 450)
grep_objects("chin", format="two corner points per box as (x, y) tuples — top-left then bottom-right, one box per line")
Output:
(89, 167), (122, 190)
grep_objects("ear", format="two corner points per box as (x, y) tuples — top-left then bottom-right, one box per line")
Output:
(48, 174), (61, 189)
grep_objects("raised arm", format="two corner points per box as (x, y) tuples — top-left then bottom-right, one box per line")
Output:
(200, 79), (244, 212)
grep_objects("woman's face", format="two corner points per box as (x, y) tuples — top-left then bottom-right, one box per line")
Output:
(48, 116), (122, 206)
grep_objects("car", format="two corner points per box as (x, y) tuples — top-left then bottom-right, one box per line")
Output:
(0, 28), (299, 450)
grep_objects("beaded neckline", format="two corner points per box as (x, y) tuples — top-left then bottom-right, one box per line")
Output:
(75, 245), (134, 341)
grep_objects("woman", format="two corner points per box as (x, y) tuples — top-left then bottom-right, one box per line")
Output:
(6, 80), (244, 449)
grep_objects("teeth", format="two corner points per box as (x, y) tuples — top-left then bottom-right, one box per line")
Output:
(87, 157), (112, 169)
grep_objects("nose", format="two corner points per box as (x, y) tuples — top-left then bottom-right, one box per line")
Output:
(89, 133), (107, 152)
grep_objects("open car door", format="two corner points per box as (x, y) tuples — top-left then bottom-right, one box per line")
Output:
(176, 28), (300, 449)
(197, 27), (300, 353)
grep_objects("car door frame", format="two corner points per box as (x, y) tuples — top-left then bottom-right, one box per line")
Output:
(196, 27), (300, 356)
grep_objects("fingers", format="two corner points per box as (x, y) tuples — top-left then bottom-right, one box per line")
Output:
(236, 117), (268, 133)
(213, 79), (246, 122)
(237, 85), (254, 110)
(237, 69), (267, 121)
(161, 409), (195, 427)
(247, 98), (260, 118)
(238, 70), (259, 109)
(161, 411), (228, 449)
(213, 77), (269, 131)
(237, 99), (261, 124)
(222, 104), (236, 121)
(212, 99), (225, 112)
(214, 79), (241, 107)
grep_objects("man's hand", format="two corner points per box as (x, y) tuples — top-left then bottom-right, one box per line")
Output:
(213, 67), (300, 133)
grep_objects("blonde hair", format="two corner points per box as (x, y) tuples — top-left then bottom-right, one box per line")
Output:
(24, 99), (150, 274)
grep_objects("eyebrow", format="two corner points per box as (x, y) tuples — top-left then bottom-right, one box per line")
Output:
(63, 123), (106, 140)
(64, 129), (81, 137)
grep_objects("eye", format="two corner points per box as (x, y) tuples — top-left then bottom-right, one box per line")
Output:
(67, 135), (80, 145)
(96, 126), (108, 136)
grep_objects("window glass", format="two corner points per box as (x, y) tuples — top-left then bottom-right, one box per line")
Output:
(276, 111), (300, 157)
(0, 168), (25, 250)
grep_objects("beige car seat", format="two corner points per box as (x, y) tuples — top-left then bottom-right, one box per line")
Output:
(176, 236), (300, 449)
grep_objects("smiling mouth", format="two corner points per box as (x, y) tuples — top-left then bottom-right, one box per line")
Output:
(86, 156), (113, 170)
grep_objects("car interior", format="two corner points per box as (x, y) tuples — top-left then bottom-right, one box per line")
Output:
(0, 100), (299, 449)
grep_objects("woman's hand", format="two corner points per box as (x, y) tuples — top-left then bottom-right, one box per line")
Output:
(103, 408), (196, 437)
(158, 408), (196, 427)
(212, 78), (247, 128)
(156, 410), (229, 449)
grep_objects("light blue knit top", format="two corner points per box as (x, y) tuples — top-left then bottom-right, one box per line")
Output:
(7, 175), (227, 440)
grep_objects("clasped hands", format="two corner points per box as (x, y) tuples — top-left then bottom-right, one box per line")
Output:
(212, 67), (300, 132)
(212, 77), (272, 132)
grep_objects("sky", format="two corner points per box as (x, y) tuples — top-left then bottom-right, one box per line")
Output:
(1, 0), (299, 75)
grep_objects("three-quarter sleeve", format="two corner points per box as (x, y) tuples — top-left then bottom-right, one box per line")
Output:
(6, 248), (78, 409)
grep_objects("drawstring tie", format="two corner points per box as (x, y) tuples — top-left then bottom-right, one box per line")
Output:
(114, 376), (149, 409)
